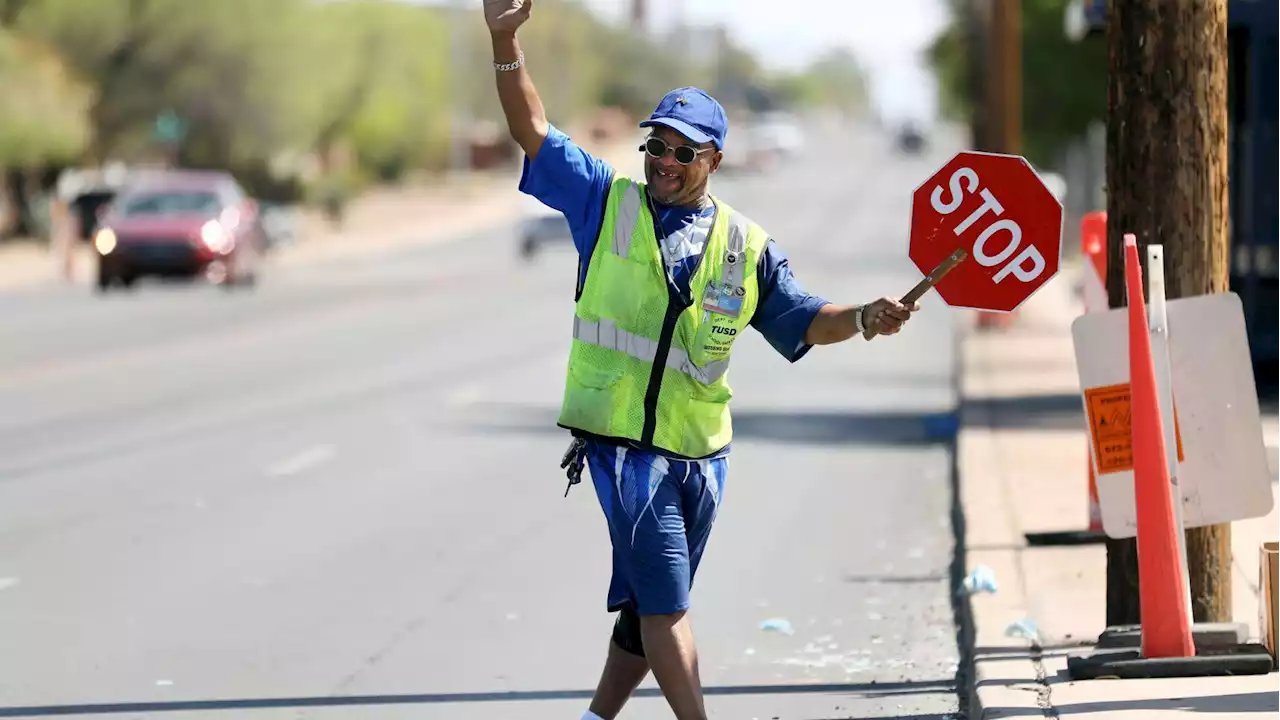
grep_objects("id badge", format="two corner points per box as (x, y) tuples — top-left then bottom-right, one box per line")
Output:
(701, 282), (743, 318)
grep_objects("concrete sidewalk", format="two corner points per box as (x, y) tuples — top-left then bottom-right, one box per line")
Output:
(959, 263), (1280, 718)
(0, 133), (640, 291)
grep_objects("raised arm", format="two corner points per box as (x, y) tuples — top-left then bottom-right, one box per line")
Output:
(484, 0), (549, 159)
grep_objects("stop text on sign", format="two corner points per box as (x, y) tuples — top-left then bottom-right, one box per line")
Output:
(929, 166), (1047, 285)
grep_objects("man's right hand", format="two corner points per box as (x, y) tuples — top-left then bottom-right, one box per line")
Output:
(484, 0), (533, 34)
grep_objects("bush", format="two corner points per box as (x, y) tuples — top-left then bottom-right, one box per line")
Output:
(2, 0), (869, 194)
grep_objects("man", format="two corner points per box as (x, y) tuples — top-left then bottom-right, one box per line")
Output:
(483, 3), (918, 719)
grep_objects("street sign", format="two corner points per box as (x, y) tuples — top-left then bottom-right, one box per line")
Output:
(154, 111), (187, 144)
(908, 151), (1064, 313)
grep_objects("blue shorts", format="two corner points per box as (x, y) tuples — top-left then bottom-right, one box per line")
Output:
(585, 441), (727, 616)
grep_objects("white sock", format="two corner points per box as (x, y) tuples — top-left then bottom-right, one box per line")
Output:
(580, 712), (606, 720)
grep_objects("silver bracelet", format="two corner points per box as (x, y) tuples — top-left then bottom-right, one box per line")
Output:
(853, 304), (867, 334)
(494, 52), (525, 72)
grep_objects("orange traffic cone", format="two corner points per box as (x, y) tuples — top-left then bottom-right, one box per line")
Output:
(975, 312), (1013, 330)
(1081, 212), (1108, 533)
(1087, 457), (1103, 532)
(1123, 233), (1194, 659)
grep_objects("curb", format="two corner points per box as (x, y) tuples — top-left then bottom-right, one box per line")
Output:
(958, 343), (1056, 720)
(957, 270), (1088, 720)
(948, 310), (980, 717)
(958, 268), (1280, 719)
(0, 137), (641, 293)
(0, 177), (526, 293)
(0, 190), (523, 293)
(269, 188), (524, 269)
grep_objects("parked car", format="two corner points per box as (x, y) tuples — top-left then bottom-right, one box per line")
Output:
(750, 111), (806, 157)
(895, 121), (927, 154)
(92, 170), (264, 291)
(717, 132), (754, 173)
(518, 194), (571, 259)
(257, 201), (301, 250)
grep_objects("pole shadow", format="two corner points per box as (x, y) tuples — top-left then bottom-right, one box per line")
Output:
(462, 403), (961, 447)
(960, 689), (1277, 717)
(0, 678), (957, 717)
(960, 392), (1086, 431)
(842, 573), (949, 585)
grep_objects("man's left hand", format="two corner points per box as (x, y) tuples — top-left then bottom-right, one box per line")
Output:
(863, 297), (920, 336)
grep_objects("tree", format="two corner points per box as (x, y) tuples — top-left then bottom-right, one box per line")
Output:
(927, 0), (1108, 166)
(927, 2), (972, 123)
(0, 27), (91, 238)
(10, 0), (314, 166)
(771, 49), (868, 116)
(0, 0), (29, 25)
(0, 29), (90, 166)
(1103, 0), (1231, 625)
(0, 0), (779, 202)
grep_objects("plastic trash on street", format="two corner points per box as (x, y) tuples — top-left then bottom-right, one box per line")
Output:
(759, 618), (795, 635)
(962, 564), (999, 595)
(1004, 618), (1041, 643)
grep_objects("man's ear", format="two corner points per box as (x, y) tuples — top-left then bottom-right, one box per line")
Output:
(709, 151), (723, 174)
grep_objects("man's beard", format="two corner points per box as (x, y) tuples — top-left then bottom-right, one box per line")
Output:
(646, 165), (685, 205)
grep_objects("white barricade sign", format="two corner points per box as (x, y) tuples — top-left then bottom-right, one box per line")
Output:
(1071, 292), (1275, 538)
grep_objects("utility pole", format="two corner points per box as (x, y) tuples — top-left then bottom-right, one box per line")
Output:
(548, 0), (570, 127)
(631, 0), (647, 31)
(1103, 0), (1232, 625)
(990, 0), (1022, 155)
(713, 24), (728, 104)
(966, 0), (990, 151)
(976, 0), (1021, 330)
(671, 0), (688, 68)
(449, 0), (471, 180)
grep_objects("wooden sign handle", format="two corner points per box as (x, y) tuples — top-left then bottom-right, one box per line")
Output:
(862, 248), (968, 340)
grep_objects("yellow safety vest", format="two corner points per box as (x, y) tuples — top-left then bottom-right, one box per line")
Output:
(557, 175), (769, 458)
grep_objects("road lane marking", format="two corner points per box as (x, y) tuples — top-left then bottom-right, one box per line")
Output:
(265, 444), (335, 477)
(546, 352), (570, 372)
(446, 384), (484, 406)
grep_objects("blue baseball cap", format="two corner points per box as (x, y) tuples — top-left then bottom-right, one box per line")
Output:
(639, 87), (728, 150)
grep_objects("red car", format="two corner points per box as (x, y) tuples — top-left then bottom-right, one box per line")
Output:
(92, 171), (263, 291)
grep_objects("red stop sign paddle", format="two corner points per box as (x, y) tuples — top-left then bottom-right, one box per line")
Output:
(863, 151), (1064, 340)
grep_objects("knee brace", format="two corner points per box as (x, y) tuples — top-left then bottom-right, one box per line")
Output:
(611, 606), (645, 658)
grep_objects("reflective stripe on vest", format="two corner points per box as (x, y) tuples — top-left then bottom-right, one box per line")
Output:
(612, 183), (642, 257)
(722, 214), (747, 293)
(572, 316), (731, 385)
(603, 190), (751, 301)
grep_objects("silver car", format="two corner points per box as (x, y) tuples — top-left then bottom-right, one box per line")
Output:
(518, 195), (571, 259)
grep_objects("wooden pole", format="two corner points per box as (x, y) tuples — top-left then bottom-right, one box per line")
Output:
(1104, 0), (1231, 625)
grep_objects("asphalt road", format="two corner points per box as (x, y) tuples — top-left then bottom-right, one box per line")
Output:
(0, 120), (966, 720)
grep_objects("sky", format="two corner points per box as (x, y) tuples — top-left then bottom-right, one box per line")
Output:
(579, 0), (953, 122)
(424, 0), (954, 123)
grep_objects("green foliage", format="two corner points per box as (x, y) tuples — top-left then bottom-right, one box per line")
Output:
(1020, 0), (1107, 165)
(776, 48), (868, 115)
(926, 0), (1107, 166)
(0, 0), (871, 196)
(926, 4), (971, 122)
(0, 27), (92, 164)
(9, 0), (315, 164)
(323, 1), (453, 178)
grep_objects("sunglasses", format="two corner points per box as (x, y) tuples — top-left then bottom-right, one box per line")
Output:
(640, 136), (713, 165)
